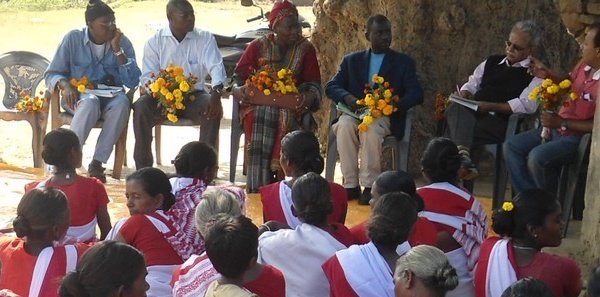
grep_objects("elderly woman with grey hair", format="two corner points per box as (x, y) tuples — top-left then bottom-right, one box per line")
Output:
(394, 245), (459, 297)
(171, 189), (285, 297)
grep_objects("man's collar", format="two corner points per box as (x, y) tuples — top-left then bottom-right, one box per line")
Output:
(83, 27), (91, 45)
(162, 27), (196, 40)
(498, 56), (530, 68)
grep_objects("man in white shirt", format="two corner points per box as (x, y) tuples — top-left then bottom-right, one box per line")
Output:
(445, 20), (544, 180)
(133, 0), (226, 169)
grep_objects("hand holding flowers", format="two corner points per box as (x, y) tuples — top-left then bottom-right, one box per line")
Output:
(146, 64), (198, 123)
(528, 78), (577, 140)
(354, 74), (399, 132)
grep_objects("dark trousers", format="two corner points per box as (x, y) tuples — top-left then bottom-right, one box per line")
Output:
(132, 91), (220, 169)
(444, 103), (508, 149)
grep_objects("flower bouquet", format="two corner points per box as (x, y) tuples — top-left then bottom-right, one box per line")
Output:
(146, 64), (199, 123)
(354, 74), (399, 132)
(70, 76), (95, 93)
(243, 58), (303, 110)
(528, 78), (577, 140)
(14, 90), (47, 113)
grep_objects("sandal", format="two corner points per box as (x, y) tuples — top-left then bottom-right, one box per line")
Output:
(88, 161), (107, 183)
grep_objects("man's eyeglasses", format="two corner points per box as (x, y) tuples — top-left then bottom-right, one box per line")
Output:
(505, 40), (528, 52)
(98, 20), (116, 28)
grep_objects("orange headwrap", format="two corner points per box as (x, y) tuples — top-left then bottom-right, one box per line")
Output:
(268, 0), (298, 30)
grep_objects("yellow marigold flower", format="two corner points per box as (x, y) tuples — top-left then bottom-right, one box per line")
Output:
(81, 77), (89, 85)
(358, 123), (368, 132)
(559, 79), (572, 89)
(263, 89), (271, 95)
(356, 99), (365, 105)
(77, 85), (86, 92)
(371, 109), (382, 118)
(150, 83), (159, 93)
(547, 85), (559, 94)
(528, 87), (540, 100)
(173, 89), (183, 98)
(156, 77), (166, 86)
(160, 86), (169, 96)
(363, 115), (374, 125)
(167, 113), (178, 123)
(179, 81), (190, 92)
(383, 105), (394, 116)
(502, 201), (514, 212)
(570, 92), (578, 101)
(383, 89), (392, 99)
(166, 66), (173, 74)
(173, 66), (184, 76)
(165, 92), (174, 102)
(377, 99), (387, 110)
(70, 78), (78, 87)
(372, 74), (384, 84)
(175, 75), (184, 83)
(285, 85), (293, 93)
(277, 69), (288, 79)
(542, 78), (553, 88)
(175, 102), (184, 109)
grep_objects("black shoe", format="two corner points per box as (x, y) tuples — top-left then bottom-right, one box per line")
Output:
(88, 160), (107, 183)
(458, 153), (479, 181)
(358, 187), (372, 205)
(346, 187), (361, 200)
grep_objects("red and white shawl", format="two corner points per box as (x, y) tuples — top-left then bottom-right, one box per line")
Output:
(418, 182), (489, 276)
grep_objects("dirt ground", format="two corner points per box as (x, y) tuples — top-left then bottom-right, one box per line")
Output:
(0, 0), (592, 290)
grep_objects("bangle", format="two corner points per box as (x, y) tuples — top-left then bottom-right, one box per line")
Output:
(261, 224), (271, 232)
(113, 48), (124, 56)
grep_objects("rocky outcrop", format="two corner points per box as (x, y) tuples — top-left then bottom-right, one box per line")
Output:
(311, 0), (580, 173)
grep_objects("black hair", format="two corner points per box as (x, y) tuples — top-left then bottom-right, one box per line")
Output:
(588, 266), (600, 297)
(126, 167), (176, 211)
(281, 130), (324, 175)
(374, 170), (424, 211)
(41, 128), (80, 169)
(291, 172), (332, 225)
(589, 21), (600, 48)
(500, 277), (554, 297)
(367, 192), (417, 249)
(167, 0), (193, 14)
(492, 189), (560, 238)
(172, 141), (217, 179)
(421, 137), (462, 183)
(13, 187), (69, 239)
(366, 14), (390, 32)
(204, 214), (258, 279)
(85, 0), (114, 23)
(59, 241), (146, 297)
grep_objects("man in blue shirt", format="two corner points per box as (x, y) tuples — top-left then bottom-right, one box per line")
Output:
(45, 0), (141, 182)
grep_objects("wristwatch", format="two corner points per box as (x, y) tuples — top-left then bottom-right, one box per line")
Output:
(211, 84), (224, 96)
(560, 120), (569, 131)
(113, 48), (125, 56)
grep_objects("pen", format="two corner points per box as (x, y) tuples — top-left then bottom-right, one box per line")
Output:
(456, 84), (461, 94)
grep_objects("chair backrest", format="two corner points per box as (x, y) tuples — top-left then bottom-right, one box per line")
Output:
(0, 51), (49, 110)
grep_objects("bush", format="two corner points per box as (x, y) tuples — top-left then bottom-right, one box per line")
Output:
(0, 0), (125, 11)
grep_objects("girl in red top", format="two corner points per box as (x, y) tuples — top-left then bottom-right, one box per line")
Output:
(474, 189), (582, 297)
(0, 188), (89, 297)
(26, 128), (111, 242)
(261, 130), (347, 228)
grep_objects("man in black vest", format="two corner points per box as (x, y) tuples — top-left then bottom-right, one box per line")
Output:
(445, 20), (545, 180)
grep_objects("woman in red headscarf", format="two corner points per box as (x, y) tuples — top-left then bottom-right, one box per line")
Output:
(232, 0), (322, 193)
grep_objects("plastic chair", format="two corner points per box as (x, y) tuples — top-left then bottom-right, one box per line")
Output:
(154, 118), (202, 165)
(50, 87), (136, 179)
(0, 51), (50, 168)
(325, 102), (415, 182)
(558, 132), (591, 237)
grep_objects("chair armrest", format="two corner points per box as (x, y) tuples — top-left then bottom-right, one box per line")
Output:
(505, 113), (525, 139)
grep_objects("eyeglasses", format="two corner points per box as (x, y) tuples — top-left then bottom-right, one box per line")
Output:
(98, 20), (116, 28)
(505, 40), (528, 52)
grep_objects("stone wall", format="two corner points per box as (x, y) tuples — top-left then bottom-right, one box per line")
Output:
(311, 0), (580, 174)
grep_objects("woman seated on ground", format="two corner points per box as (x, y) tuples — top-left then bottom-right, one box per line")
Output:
(394, 245), (459, 297)
(261, 130), (347, 228)
(59, 241), (149, 297)
(231, 0), (322, 193)
(110, 167), (183, 296)
(258, 172), (352, 296)
(417, 137), (488, 297)
(167, 141), (246, 259)
(0, 188), (89, 296)
(474, 188), (582, 297)
(26, 128), (111, 243)
(349, 170), (437, 253)
(171, 189), (285, 297)
(323, 192), (418, 297)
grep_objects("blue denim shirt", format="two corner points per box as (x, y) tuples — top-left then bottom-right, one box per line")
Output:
(45, 27), (141, 93)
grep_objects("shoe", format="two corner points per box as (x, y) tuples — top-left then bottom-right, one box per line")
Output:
(88, 160), (107, 183)
(346, 187), (361, 201)
(358, 187), (372, 205)
(458, 151), (479, 181)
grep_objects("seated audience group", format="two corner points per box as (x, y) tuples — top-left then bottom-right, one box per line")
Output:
(1, 0), (596, 296)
